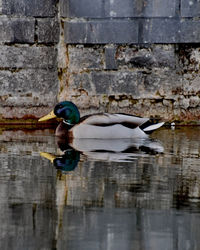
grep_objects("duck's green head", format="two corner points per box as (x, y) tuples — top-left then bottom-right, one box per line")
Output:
(39, 101), (80, 125)
(54, 101), (80, 125)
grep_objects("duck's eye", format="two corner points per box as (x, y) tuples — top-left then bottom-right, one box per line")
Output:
(54, 104), (63, 112)
(54, 105), (69, 117)
(58, 105), (63, 109)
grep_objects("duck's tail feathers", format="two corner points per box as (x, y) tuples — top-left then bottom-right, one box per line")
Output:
(142, 122), (165, 134)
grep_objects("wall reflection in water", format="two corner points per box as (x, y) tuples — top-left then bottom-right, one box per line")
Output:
(0, 126), (200, 250)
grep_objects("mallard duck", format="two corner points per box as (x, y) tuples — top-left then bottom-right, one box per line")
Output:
(38, 101), (164, 139)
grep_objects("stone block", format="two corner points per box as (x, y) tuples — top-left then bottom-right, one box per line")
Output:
(91, 72), (113, 94)
(68, 73), (93, 93)
(60, 0), (103, 18)
(0, 17), (35, 43)
(105, 0), (176, 17)
(118, 45), (176, 69)
(105, 0), (133, 17)
(68, 46), (103, 72)
(64, 20), (138, 44)
(141, 19), (180, 43)
(0, 69), (58, 105)
(104, 47), (118, 70)
(2, 0), (56, 17)
(90, 69), (180, 98)
(0, 66), (58, 117)
(152, 45), (176, 68)
(181, 0), (200, 17)
(0, 46), (57, 69)
(91, 72), (140, 95)
(180, 20), (200, 43)
(60, 0), (176, 18)
(37, 18), (59, 44)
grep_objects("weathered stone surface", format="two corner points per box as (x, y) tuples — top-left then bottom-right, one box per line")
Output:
(0, 2), (59, 120)
(60, 0), (103, 18)
(64, 20), (139, 44)
(2, 0), (56, 17)
(174, 96), (190, 110)
(0, 17), (35, 43)
(37, 18), (59, 44)
(189, 96), (200, 108)
(0, 69), (58, 107)
(67, 69), (177, 98)
(68, 73), (94, 93)
(117, 45), (176, 69)
(68, 46), (103, 72)
(105, 0), (135, 17)
(178, 46), (200, 78)
(104, 47), (118, 70)
(180, 20), (200, 43)
(91, 71), (140, 95)
(182, 77), (200, 96)
(0, 106), (56, 119)
(61, 0), (176, 18)
(142, 19), (180, 43)
(181, 0), (200, 17)
(0, 46), (57, 69)
(64, 17), (200, 45)
(152, 46), (176, 68)
(64, 18), (200, 45)
(105, 0), (176, 17)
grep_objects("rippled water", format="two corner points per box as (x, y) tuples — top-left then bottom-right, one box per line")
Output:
(0, 126), (200, 250)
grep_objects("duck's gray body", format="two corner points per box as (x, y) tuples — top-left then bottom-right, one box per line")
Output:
(67, 113), (164, 139)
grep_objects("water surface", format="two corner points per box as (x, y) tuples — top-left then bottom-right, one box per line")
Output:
(0, 126), (200, 250)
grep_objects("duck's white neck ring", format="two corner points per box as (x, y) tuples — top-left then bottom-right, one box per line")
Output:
(63, 120), (74, 126)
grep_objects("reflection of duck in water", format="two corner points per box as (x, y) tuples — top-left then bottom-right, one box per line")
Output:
(69, 137), (164, 162)
(39, 101), (164, 139)
(41, 136), (164, 171)
(40, 149), (80, 172)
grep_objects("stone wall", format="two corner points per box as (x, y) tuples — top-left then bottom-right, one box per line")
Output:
(0, 0), (59, 121)
(59, 44), (200, 122)
(0, 0), (200, 123)
(61, 0), (200, 44)
(58, 0), (200, 123)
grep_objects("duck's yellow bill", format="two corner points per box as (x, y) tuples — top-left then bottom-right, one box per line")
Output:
(40, 152), (56, 163)
(38, 110), (56, 122)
